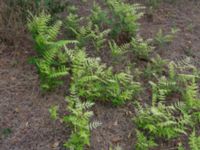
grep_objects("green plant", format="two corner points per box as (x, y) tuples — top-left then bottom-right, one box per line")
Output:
(28, 13), (77, 90)
(65, 0), (145, 51)
(154, 28), (179, 47)
(70, 21), (94, 48)
(134, 60), (200, 144)
(109, 40), (128, 58)
(144, 55), (167, 78)
(90, 25), (111, 51)
(2, 128), (12, 138)
(65, 13), (82, 38)
(189, 130), (200, 150)
(135, 130), (157, 150)
(181, 78), (200, 124)
(182, 78), (199, 108)
(150, 76), (177, 105)
(109, 145), (123, 150)
(69, 19), (110, 51)
(147, 0), (161, 8)
(109, 35), (153, 60)
(90, 2), (109, 27)
(40, 0), (69, 15)
(186, 23), (195, 32)
(147, 0), (177, 7)
(90, 0), (144, 42)
(148, 61), (197, 105)
(67, 5), (77, 14)
(106, 0), (144, 40)
(63, 95), (94, 150)
(49, 105), (58, 120)
(168, 61), (177, 80)
(177, 143), (185, 150)
(49, 94), (99, 150)
(168, 61), (198, 86)
(130, 37), (153, 60)
(134, 103), (189, 139)
(67, 49), (141, 105)
(82, 0), (88, 2)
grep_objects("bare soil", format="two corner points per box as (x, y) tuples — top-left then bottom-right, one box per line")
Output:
(0, 0), (200, 150)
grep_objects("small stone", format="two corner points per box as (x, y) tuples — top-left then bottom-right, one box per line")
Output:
(15, 108), (19, 113)
(114, 121), (118, 126)
(112, 136), (121, 143)
(25, 122), (29, 127)
(52, 141), (59, 149)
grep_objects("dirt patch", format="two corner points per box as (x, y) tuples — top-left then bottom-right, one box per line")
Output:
(90, 103), (135, 150)
(0, 38), (68, 150)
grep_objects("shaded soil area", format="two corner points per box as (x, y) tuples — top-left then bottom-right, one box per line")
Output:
(1, 0), (200, 150)
(0, 38), (69, 150)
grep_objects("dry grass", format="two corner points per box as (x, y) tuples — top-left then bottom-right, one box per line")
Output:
(0, 0), (67, 48)
(0, 1), (36, 49)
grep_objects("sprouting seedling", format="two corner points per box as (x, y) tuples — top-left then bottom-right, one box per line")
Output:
(49, 105), (58, 120)
(154, 27), (179, 47)
(109, 40), (128, 58)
